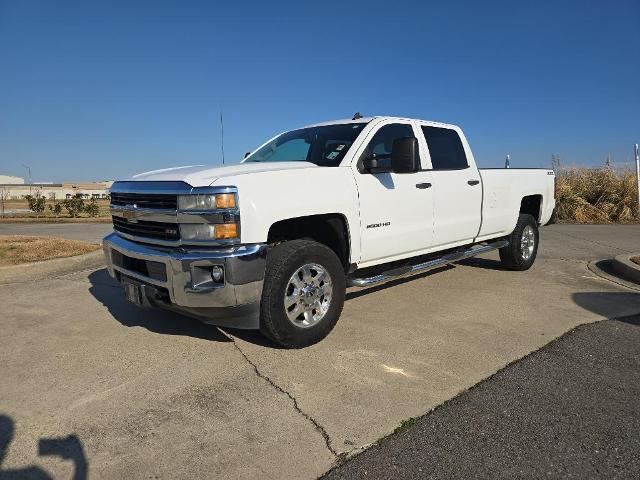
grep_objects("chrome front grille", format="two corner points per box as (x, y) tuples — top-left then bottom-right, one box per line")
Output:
(108, 181), (239, 247)
(112, 217), (180, 241)
(110, 192), (177, 210)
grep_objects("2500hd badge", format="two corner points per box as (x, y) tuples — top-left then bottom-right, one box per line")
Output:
(366, 221), (391, 229)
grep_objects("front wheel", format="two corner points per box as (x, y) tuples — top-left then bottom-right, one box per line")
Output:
(499, 213), (539, 271)
(260, 240), (346, 348)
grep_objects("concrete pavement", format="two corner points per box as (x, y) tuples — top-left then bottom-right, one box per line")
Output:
(1, 224), (639, 478)
(537, 224), (640, 261)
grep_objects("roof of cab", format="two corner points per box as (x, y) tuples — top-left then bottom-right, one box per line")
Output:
(303, 116), (459, 130)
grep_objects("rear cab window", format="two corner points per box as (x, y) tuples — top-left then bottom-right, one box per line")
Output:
(421, 126), (468, 170)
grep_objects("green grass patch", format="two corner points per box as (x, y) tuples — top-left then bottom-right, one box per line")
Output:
(393, 416), (420, 435)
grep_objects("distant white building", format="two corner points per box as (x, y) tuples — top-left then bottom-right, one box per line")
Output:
(0, 179), (113, 200)
(0, 175), (25, 184)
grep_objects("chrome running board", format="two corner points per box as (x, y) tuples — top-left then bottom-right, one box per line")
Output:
(347, 240), (509, 287)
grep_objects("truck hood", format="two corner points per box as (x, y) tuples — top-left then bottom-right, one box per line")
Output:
(129, 162), (318, 186)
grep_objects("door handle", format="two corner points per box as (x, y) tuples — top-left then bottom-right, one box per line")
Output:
(416, 182), (432, 189)
(467, 180), (480, 186)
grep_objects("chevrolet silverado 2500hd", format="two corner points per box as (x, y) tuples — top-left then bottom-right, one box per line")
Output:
(103, 116), (555, 347)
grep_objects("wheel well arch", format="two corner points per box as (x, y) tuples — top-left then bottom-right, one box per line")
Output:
(267, 214), (351, 269)
(520, 195), (543, 223)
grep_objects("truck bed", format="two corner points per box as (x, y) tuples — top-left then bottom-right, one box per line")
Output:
(477, 168), (555, 241)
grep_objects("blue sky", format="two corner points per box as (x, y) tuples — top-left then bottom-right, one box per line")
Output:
(1, 0), (639, 182)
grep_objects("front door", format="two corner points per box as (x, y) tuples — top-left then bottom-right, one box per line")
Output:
(354, 121), (434, 265)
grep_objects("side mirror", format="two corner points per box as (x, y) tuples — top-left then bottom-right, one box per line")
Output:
(362, 155), (380, 170)
(391, 137), (420, 173)
(244, 151), (251, 159)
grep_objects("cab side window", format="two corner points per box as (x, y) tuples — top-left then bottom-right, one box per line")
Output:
(421, 126), (468, 170)
(360, 123), (414, 172)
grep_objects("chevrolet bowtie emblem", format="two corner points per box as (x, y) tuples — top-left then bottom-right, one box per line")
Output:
(122, 205), (138, 222)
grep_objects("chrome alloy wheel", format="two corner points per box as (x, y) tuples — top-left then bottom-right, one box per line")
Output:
(283, 263), (333, 328)
(520, 225), (536, 261)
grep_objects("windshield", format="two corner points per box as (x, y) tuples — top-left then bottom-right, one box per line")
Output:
(244, 122), (369, 166)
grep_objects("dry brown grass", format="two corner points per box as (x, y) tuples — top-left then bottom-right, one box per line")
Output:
(555, 167), (639, 223)
(0, 235), (100, 266)
(632, 256), (640, 266)
(0, 217), (111, 224)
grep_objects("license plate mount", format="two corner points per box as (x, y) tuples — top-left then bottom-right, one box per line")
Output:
(122, 278), (145, 306)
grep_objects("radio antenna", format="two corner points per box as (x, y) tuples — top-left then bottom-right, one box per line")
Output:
(220, 104), (226, 165)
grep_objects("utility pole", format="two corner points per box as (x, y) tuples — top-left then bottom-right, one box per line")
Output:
(21, 164), (32, 194)
(635, 143), (639, 217)
(0, 188), (6, 218)
(21, 164), (31, 183)
(220, 105), (226, 165)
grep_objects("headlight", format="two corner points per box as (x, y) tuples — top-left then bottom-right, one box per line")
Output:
(178, 193), (236, 210)
(180, 223), (238, 241)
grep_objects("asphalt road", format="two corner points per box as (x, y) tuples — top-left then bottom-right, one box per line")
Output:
(0, 222), (112, 243)
(324, 315), (640, 479)
(1, 224), (639, 478)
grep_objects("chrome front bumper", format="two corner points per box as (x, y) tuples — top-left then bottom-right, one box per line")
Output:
(102, 232), (267, 328)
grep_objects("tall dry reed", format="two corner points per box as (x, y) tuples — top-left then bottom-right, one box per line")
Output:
(555, 167), (639, 223)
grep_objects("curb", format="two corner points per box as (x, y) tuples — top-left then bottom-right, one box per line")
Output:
(612, 253), (640, 285)
(0, 249), (105, 284)
(588, 259), (640, 292)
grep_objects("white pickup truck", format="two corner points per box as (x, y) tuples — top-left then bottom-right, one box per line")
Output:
(103, 116), (555, 347)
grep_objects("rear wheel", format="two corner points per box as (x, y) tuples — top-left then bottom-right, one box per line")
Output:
(499, 213), (539, 271)
(260, 240), (345, 348)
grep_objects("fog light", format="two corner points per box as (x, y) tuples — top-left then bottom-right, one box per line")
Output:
(211, 266), (224, 283)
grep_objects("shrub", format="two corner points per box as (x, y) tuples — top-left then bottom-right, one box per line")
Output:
(49, 202), (63, 217)
(84, 198), (99, 217)
(62, 194), (85, 217)
(555, 166), (639, 223)
(24, 193), (46, 217)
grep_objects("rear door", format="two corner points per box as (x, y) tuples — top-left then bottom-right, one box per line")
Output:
(420, 125), (482, 248)
(354, 121), (434, 264)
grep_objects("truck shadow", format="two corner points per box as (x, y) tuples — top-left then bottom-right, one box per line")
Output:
(0, 413), (88, 480)
(87, 269), (231, 343)
(222, 328), (285, 348)
(457, 256), (506, 271)
(572, 291), (640, 325)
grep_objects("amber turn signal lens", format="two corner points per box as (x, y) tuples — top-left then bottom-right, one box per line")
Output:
(215, 223), (238, 239)
(215, 193), (236, 209)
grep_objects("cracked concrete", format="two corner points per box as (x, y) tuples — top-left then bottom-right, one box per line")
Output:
(1, 224), (640, 478)
(226, 334), (339, 457)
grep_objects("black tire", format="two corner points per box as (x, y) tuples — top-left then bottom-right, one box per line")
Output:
(499, 213), (539, 271)
(260, 239), (346, 348)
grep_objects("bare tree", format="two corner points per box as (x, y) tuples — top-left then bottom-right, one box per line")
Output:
(0, 187), (8, 218)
